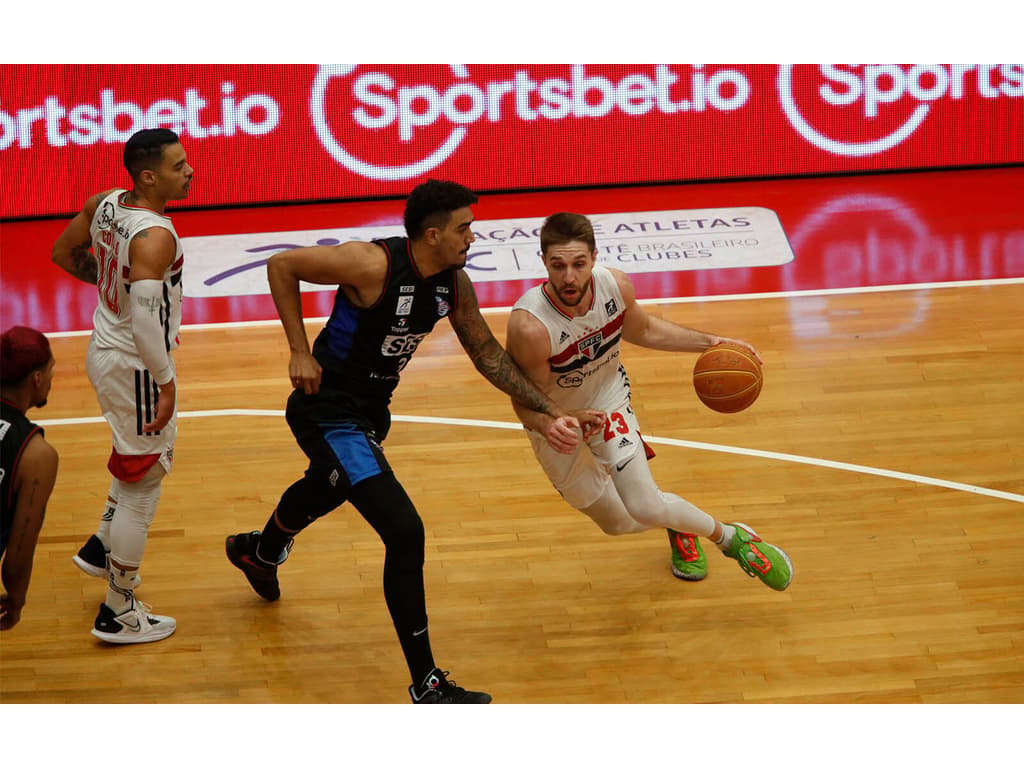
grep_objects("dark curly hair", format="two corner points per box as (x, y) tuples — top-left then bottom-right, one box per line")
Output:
(403, 179), (479, 240)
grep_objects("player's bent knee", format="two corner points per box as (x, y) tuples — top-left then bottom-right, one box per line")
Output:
(277, 469), (346, 528)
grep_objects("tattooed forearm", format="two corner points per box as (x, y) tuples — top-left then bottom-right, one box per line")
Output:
(452, 270), (559, 415)
(458, 328), (555, 415)
(70, 243), (99, 284)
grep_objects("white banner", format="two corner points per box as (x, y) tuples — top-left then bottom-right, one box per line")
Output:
(181, 207), (794, 298)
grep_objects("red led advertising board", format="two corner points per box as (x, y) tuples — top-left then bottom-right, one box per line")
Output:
(2, 64), (1022, 219)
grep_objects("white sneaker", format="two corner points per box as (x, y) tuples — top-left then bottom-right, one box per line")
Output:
(91, 597), (176, 644)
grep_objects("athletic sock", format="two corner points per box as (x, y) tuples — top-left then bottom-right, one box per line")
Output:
(714, 523), (736, 551)
(256, 515), (292, 566)
(105, 565), (138, 612)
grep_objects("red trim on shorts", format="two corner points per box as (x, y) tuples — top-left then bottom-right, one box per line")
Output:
(108, 449), (161, 481)
(641, 434), (656, 461)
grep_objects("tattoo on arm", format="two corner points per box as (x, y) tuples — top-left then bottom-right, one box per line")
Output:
(452, 278), (554, 415)
(70, 241), (98, 283)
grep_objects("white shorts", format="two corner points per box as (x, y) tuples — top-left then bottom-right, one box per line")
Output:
(527, 403), (652, 509)
(86, 338), (176, 481)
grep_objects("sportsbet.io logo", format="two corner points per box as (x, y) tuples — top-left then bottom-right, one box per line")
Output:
(309, 64), (751, 181)
(311, 64), (472, 181)
(777, 64), (1024, 157)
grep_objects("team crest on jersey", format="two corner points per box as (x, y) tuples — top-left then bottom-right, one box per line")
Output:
(396, 295), (414, 316)
(435, 295), (451, 317)
(605, 298), (618, 316)
(579, 333), (603, 359)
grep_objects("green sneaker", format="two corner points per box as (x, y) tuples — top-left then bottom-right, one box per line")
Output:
(722, 523), (793, 591)
(668, 529), (707, 581)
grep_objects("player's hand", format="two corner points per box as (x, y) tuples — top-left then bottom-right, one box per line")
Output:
(717, 337), (763, 365)
(289, 350), (322, 395)
(543, 415), (583, 454)
(570, 409), (607, 439)
(1, 593), (23, 631)
(143, 378), (176, 433)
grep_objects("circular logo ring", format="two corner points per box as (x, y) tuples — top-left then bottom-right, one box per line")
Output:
(310, 64), (469, 180)
(776, 65), (930, 157)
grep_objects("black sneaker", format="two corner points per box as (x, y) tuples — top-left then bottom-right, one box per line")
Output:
(225, 531), (291, 602)
(409, 668), (492, 704)
(73, 534), (109, 578)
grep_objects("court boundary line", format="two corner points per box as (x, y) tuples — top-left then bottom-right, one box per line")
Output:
(44, 276), (1024, 338)
(35, 409), (1024, 505)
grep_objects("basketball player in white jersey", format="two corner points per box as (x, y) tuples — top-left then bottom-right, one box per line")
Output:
(506, 212), (793, 591)
(52, 128), (193, 642)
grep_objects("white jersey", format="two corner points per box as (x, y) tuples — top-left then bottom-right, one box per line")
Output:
(89, 190), (184, 355)
(513, 265), (632, 413)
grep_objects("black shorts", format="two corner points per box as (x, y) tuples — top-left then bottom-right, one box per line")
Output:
(285, 380), (393, 489)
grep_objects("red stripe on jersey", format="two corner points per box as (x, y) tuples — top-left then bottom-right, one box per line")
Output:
(548, 312), (624, 365)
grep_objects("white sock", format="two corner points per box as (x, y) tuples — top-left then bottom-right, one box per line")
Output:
(714, 523), (736, 551)
(105, 567), (137, 612)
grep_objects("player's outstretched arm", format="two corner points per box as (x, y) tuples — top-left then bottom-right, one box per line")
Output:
(451, 272), (595, 454)
(506, 308), (606, 443)
(614, 269), (762, 362)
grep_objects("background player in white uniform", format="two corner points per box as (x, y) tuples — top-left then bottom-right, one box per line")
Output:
(506, 212), (793, 590)
(52, 128), (193, 642)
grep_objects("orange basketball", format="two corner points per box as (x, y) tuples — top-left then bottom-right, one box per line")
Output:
(692, 342), (762, 413)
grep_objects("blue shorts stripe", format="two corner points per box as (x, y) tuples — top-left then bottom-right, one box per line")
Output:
(322, 426), (384, 486)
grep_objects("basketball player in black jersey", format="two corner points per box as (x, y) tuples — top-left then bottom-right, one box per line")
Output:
(226, 180), (603, 703)
(1, 326), (59, 631)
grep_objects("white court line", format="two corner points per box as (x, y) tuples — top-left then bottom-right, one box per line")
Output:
(44, 276), (1024, 338)
(36, 409), (1024, 505)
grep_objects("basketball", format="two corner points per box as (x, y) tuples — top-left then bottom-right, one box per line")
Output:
(692, 342), (762, 413)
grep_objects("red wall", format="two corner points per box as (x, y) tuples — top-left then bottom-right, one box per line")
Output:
(3, 64), (1022, 219)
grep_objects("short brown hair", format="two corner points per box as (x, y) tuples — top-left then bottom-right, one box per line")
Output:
(540, 212), (596, 255)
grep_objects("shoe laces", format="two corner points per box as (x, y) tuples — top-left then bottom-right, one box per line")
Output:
(732, 542), (772, 578)
(424, 670), (469, 700)
(131, 596), (155, 616)
(672, 532), (700, 562)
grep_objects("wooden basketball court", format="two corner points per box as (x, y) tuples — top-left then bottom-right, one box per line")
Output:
(2, 168), (1023, 707)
